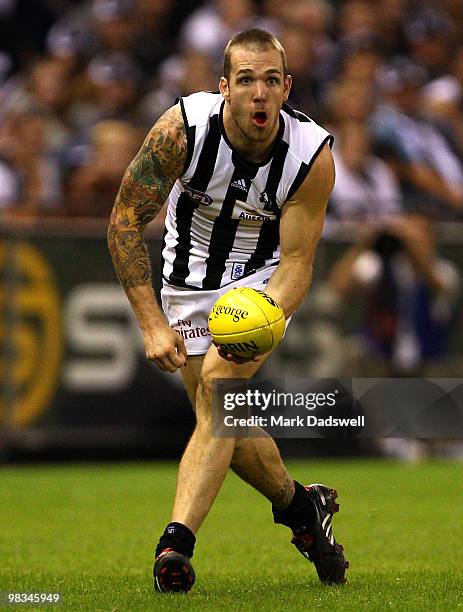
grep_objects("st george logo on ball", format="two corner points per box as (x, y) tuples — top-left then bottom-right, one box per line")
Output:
(208, 288), (286, 358)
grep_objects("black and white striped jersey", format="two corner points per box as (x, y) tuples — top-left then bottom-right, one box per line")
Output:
(162, 92), (333, 290)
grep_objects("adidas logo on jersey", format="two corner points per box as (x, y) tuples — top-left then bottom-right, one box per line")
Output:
(231, 178), (247, 191)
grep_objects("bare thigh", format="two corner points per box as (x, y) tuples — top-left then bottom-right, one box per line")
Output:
(181, 355), (204, 408)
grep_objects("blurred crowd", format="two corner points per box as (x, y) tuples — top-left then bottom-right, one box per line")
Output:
(0, 0), (463, 221)
(1, 0), (462, 459)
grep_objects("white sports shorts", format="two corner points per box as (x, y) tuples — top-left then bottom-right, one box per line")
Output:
(161, 266), (277, 355)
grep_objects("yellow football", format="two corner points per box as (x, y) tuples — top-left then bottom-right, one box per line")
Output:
(208, 287), (286, 358)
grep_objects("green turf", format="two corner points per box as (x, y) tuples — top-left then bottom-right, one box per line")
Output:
(1, 459), (462, 611)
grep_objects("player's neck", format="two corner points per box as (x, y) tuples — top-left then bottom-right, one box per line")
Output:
(222, 105), (279, 164)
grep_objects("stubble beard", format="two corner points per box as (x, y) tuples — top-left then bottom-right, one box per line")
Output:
(230, 107), (277, 145)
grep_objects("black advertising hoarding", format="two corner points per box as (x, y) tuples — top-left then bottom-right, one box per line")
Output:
(0, 220), (194, 457)
(1, 219), (463, 457)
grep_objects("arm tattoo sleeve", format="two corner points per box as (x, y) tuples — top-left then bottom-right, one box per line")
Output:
(107, 105), (187, 290)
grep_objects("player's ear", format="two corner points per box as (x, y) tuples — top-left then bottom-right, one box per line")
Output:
(283, 75), (292, 102)
(219, 76), (230, 101)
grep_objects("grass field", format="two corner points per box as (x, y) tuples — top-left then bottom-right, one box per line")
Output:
(1, 459), (462, 611)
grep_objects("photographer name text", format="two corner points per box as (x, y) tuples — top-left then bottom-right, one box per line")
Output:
(223, 415), (365, 428)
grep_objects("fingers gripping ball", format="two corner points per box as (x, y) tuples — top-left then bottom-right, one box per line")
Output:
(208, 288), (286, 358)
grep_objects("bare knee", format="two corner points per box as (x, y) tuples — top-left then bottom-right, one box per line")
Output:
(198, 352), (234, 392)
(195, 346), (263, 427)
(195, 361), (234, 427)
(195, 368), (220, 422)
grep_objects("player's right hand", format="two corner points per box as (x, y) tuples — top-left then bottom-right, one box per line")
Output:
(214, 342), (262, 365)
(143, 323), (187, 372)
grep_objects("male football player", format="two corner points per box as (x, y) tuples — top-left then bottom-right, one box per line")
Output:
(108, 29), (348, 592)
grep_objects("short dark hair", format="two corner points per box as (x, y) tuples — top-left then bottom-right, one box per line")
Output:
(223, 29), (288, 80)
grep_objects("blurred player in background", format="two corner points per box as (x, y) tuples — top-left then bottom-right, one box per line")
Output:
(108, 29), (348, 592)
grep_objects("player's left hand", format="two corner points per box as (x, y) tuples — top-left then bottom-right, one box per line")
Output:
(214, 342), (262, 365)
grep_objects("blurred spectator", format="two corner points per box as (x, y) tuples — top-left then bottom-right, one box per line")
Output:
(139, 50), (218, 126)
(279, 23), (319, 118)
(270, 0), (334, 67)
(46, 10), (97, 71)
(371, 57), (463, 218)
(69, 52), (143, 131)
(325, 77), (374, 126)
(65, 119), (141, 217)
(0, 109), (62, 215)
(273, 0), (334, 32)
(29, 57), (70, 113)
(328, 213), (462, 460)
(328, 215), (460, 375)
(134, 0), (176, 76)
(439, 0), (463, 36)
(423, 43), (463, 161)
(375, 0), (409, 56)
(337, 0), (379, 39)
(46, 0), (144, 78)
(404, 7), (454, 79)
(0, 51), (15, 122)
(0, 0), (462, 226)
(0, 153), (20, 212)
(335, 31), (384, 85)
(179, 0), (276, 70)
(27, 58), (73, 147)
(91, 0), (139, 54)
(329, 120), (401, 220)
(0, 56), (73, 148)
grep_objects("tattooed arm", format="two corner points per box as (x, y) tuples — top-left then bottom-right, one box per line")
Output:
(108, 104), (188, 372)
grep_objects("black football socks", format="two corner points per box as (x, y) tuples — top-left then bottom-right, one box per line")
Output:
(272, 480), (316, 531)
(156, 522), (196, 559)
(156, 483), (313, 559)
